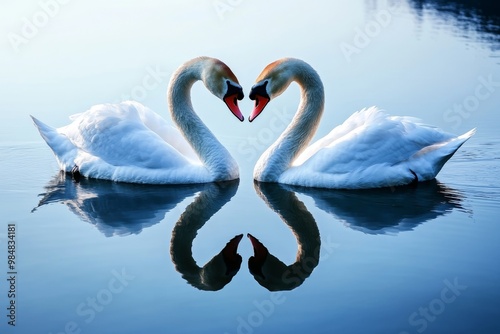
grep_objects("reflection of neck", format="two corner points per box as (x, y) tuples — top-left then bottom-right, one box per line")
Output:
(167, 58), (238, 180)
(170, 180), (239, 291)
(256, 60), (325, 181)
(253, 182), (321, 291)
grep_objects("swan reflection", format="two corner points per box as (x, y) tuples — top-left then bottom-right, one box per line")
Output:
(35, 173), (242, 291)
(33, 172), (207, 237)
(286, 180), (465, 234)
(249, 182), (321, 291)
(170, 180), (242, 291)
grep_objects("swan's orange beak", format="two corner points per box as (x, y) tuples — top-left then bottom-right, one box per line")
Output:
(224, 94), (244, 122)
(249, 95), (270, 122)
(249, 80), (270, 122)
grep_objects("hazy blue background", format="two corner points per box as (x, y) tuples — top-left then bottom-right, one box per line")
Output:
(1, 0), (499, 333)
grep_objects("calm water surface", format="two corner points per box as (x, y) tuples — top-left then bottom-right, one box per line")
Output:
(1, 1), (499, 333)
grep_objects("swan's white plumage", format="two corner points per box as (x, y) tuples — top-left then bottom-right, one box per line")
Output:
(280, 107), (475, 189)
(251, 58), (475, 189)
(32, 57), (243, 184)
(32, 101), (216, 184)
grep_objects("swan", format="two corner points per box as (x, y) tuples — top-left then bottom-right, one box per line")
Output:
(31, 57), (244, 184)
(248, 58), (476, 189)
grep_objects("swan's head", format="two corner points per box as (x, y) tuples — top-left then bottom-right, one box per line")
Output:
(202, 59), (245, 122)
(248, 59), (295, 122)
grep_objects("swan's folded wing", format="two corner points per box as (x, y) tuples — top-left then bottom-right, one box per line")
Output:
(128, 101), (200, 163)
(59, 102), (199, 170)
(293, 107), (388, 166)
(294, 109), (457, 176)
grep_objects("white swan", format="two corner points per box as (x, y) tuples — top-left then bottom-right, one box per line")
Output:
(248, 58), (476, 189)
(31, 57), (244, 184)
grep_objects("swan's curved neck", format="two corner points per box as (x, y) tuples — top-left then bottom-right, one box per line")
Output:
(168, 58), (238, 180)
(256, 61), (325, 181)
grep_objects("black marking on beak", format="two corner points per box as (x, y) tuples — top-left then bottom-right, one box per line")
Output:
(225, 80), (244, 100)
(249, 81), (269, 101)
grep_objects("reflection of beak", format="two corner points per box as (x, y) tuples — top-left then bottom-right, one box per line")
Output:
(248, 95), (270, 122)
(223, 94), (244, 122)
(247, 233), (269, 279)
(223, 234), (243, 256)
(248, 233), (268, 260)
(222, 234), (243, 275)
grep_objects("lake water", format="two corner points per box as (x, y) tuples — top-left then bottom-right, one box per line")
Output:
(1, 0), (500, 333)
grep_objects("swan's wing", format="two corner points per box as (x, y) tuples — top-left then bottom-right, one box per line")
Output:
(292, 107), (380, 166)
(295, 107), (420, 166)
(59, 102), (198, 170)
(127, 101), (200, 163)
(289, 107), (472, 187)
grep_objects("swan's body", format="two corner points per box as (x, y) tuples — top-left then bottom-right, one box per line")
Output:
(249, 58), (475, 189)
(32, 57), (244, 184)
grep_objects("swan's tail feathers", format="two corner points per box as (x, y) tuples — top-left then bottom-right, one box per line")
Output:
(31, 115), (77, 171)
(31, 116), (65, 153)
(412, 128), (476, 179)
(31, 116), (56, 143)
(457, 128), (476, 142)
(445, 128), (476, 159)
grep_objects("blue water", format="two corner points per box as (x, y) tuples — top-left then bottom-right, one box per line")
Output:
(1, 0), (500, 333)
